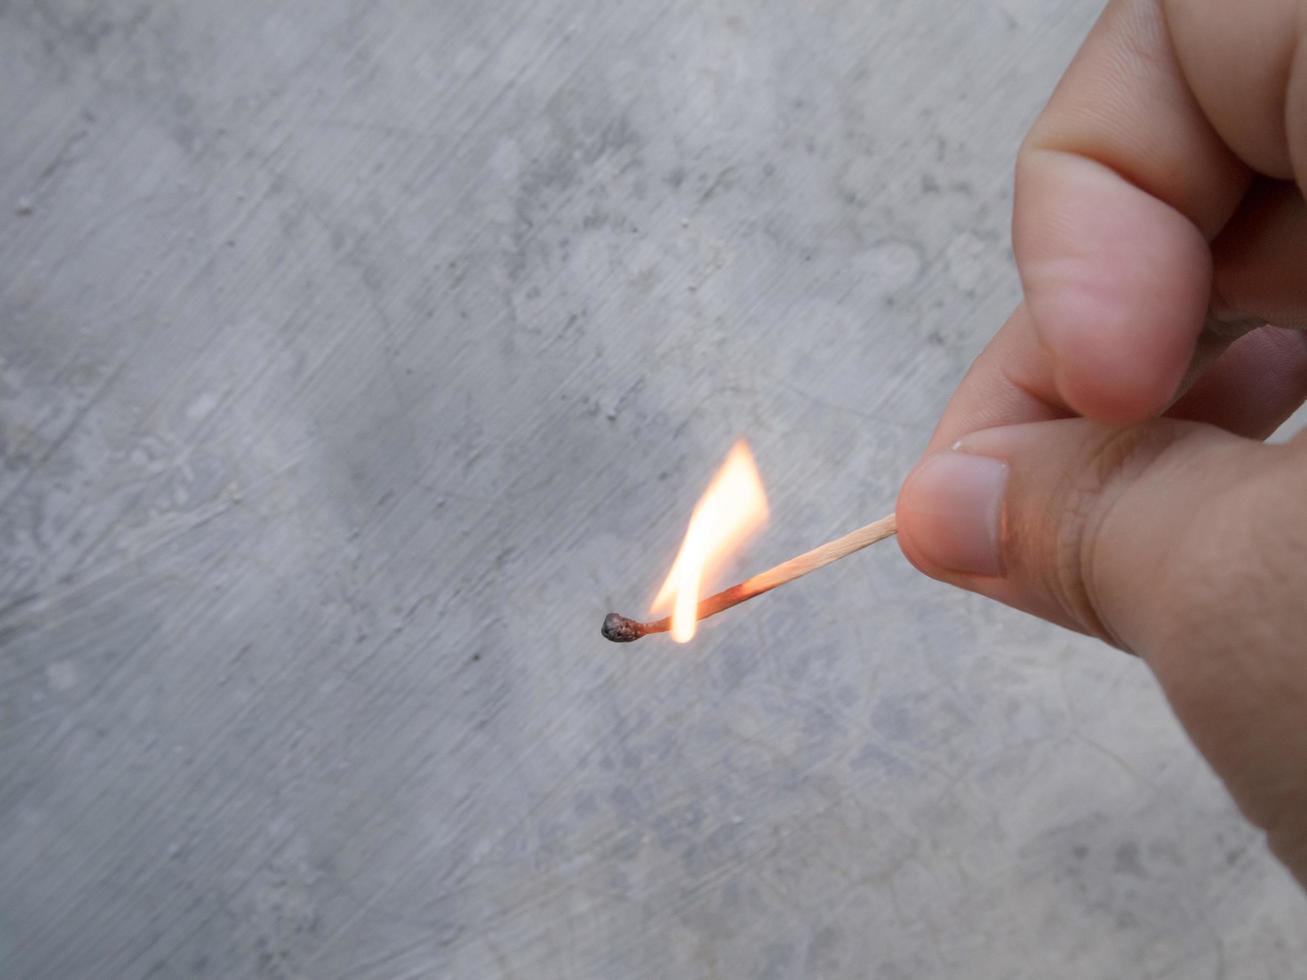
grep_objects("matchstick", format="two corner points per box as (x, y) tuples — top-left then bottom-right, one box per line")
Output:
(601, 512), (897, 642)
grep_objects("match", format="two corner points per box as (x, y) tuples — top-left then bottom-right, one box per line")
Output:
(601, 512), (898, 643)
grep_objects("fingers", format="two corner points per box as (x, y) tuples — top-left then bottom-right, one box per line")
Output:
(901, 0), (1307, 887)
(1161, 0), (1307, 183)
(1014, 151), (1215, 422)
(1014, 0), (1251, 422)
(902, 420), (1216, 639)
(897, 418), (1307, 884)
(902, 419), (1244, 645)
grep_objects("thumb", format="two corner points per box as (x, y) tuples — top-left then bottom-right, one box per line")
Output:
(897, 418), (1307, 885)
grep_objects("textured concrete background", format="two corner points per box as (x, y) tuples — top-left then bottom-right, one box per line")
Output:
(1, 1), (1303, 977)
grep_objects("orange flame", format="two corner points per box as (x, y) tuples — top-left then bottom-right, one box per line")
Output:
(651, 440), (769, 642)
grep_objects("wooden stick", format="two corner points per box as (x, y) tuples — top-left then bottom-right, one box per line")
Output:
(601, 512), (897, 642)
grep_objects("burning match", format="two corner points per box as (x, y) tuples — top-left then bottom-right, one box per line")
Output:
(601, 440), (897, 643)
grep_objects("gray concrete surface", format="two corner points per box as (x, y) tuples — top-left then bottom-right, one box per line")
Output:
(1, 1), (1303, 977)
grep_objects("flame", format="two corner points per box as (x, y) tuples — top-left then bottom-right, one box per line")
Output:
(651, 440), (769, 642)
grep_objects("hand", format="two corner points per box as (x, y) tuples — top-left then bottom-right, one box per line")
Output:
(895, 0), (1307, 886)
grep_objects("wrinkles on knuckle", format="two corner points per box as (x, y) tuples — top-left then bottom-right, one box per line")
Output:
(1048, 425), (1176, 646)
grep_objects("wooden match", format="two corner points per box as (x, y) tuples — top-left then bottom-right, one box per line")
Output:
(601, 512), (897, 642)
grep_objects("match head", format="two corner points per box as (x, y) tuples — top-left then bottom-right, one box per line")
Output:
(601, 613), (644, 643)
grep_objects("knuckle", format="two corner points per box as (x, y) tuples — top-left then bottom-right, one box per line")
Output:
(1041, 424), (1184, 646)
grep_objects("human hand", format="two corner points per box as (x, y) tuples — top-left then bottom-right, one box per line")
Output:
(895, 0), (1307, 885)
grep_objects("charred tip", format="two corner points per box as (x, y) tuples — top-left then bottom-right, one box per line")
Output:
(601, 612), (644, 643)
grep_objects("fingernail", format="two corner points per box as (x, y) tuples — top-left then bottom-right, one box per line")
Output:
(900, 451), (1008, 576)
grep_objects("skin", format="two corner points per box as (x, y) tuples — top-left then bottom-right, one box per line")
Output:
(895, 0), (1307, 887)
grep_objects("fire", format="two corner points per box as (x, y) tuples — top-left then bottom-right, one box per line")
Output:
(651, 440), (769, 642)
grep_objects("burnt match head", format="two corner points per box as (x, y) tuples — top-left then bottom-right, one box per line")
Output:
(601, 613), (644, 643)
